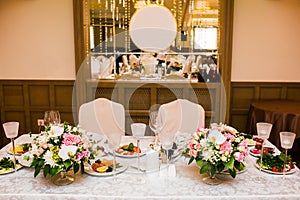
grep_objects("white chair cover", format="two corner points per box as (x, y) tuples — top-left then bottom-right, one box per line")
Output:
(78, 98), (125, 145)
(158, 99), (205, 138)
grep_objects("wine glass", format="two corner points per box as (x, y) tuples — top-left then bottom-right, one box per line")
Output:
(256, 122), (272, 182)
(149, 110), (162, 149)
(2, 122), (19, 172)
(131, 123), (146, 174)
(44, 110), (61, 126)
(280, 132), (296, 179)
(106, 132), (122, 182)
(159, 132), (174, 176)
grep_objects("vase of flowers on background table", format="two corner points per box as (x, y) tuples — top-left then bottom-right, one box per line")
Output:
(30, 122), (92, 186)
(188, 123), (249, 185)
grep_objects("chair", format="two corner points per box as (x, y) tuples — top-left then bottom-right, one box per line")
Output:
(78, 98), (125, 144)
(157, 99), (205, 138)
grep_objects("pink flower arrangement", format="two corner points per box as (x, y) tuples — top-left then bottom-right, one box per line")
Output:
(188, 123), (250, 178)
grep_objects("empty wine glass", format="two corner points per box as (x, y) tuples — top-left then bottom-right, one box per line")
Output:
(256, 122), (272, 182)
(149, 110), (162, 149)
(280, 132), (296, 179)
(106, 132), (122, 182)
(44, 110), (61, 126)
(159, 132), (174, 176)
(131, 123), (146, 174)
(2, 122), (19, 172)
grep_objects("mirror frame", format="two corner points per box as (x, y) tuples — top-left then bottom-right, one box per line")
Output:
(72, 0), (234, 122)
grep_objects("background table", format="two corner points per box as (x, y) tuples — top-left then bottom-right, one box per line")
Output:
(247, 100), (300, 167)
(0, 134), (299, 200)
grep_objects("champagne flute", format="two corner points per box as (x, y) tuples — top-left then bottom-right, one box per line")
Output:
(280, 132), (296, 179)
(149, 110), (162, 149)
(2, 122), (19, 172)
(131, 123), (146, 173)
(256, 122), (272, 182)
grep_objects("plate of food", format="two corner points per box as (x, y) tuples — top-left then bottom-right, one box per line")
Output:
(6, 143), (31, 155)
(249, 146), (275, 157)
(0, 156), (23, 175)
(18, 152), (34, 167)
(84, 157), (127, 176)
(245, 138), (256, 147)
(255, 153), (297, 175)
(115, 143), (145, 158)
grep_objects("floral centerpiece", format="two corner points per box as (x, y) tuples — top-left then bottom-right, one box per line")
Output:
(188, 123), (249, 180)
(30, 122), (91, 178)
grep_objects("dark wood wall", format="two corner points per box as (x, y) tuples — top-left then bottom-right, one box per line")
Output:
(1, 80), (299, 148)
(230, 82), (300, 133)
(0, 80), (75, 147)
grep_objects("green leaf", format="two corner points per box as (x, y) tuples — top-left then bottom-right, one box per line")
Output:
(80, 161), (84, 174)
(188, 157), (194, 165)
(63, 160), (72, 170)
(224, 156), (234, 170)
(34, 165), (41, 177)
(74, 162), (80, 174)
(196, 159), (203, 167)
(50, 167), (62, 177)
(210, 165), (216, 176)
(229, 169), (236, 178)
(43, 165), (50, 177)
(200, 163), (209, 174)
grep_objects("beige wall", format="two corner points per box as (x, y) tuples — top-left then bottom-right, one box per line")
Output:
(232, 0), (300, 82)
(0, 0), (75, 80)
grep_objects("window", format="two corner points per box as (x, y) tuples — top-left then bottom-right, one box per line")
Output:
(194, 27), (217, 50)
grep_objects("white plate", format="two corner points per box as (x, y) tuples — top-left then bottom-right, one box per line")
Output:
(255, 163), (297, 175)
(115, 151), (146, 158)
(84, 157), (127, 177)
(0, 157), (23, 175)
(18, 152), (33, 167)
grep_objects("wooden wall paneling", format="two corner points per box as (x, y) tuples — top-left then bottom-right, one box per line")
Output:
(287, 87), (300, 101)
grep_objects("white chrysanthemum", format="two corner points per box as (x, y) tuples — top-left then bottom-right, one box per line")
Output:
(43, 150), (56, 167)
(49, 126), (64, 138)
(207, 129), (226, 145)
(58, 145), (78, 161)
(202, 146), (214, 161)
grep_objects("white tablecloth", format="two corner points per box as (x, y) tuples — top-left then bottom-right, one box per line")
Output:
(0, 135), (299, 200)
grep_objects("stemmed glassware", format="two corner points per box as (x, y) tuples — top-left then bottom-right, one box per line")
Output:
(159, 132), (174, 176)
(44, 110), (61, 126)
(280, 132), (296, 179)
(131, 123), (146, 174)
(149, 110), (162, 149)
(106, 132), (122, 182)
(256, 122), (272, 182)
(2, 122), (19, 172)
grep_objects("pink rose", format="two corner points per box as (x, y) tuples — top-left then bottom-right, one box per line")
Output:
(234, 152), (245, 162)
(189, 149), (198, 158)
(62, 133), (81, 146)
(220, 141), (232, 154)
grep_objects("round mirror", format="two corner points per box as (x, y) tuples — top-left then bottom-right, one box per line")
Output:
(129, 5), (177, 52)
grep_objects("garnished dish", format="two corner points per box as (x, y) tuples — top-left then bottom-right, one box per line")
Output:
(250, 146), (275, 157)
(85, 158), (127, 176)
(115, 143), (144, 158)
(7, 143), (31, 155)
(245, 138), (256, 147)
(0, 157), (22, 175)
(256, 153), (296, 175)
(18, 152), (33, 167)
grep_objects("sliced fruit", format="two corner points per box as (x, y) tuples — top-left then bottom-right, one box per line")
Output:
(96, 166), (109, 173)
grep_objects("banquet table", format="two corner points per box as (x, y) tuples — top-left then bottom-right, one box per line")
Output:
(0, 134), (299, 200)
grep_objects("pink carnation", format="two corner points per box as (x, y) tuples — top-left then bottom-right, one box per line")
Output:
(238, 140), (249, 156)
(189, 149), (198, 158)
(76, 151), (90, 161)
(62, 133), (81, 146)
(233, 152), (245, 162)
(219, 141), (232, 154)
(224, 133), (235, 141)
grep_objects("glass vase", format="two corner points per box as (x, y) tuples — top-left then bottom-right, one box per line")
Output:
(202, 170), (222, 185)
(51, 169), (75, 186)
